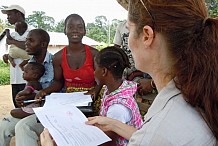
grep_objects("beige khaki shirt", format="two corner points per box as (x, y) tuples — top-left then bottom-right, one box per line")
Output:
(128, 80), (216, 146)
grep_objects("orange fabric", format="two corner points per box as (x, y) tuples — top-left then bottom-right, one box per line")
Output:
(61, 45), (96, 88)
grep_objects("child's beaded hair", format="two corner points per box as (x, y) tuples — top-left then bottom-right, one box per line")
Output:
(95, 46), (130, 79)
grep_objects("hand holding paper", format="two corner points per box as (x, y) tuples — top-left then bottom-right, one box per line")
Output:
(34, 92), (111, 146)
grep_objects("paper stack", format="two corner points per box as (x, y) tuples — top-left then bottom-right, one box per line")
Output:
(34, 92), (111, 146)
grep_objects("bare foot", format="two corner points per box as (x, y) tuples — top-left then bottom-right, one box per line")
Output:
(3, 54), (9, 64)
(8, 56), (16, 67)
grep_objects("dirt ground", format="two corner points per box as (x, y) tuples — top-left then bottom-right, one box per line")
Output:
(0, 85), (14, 119)
(0, 85), (16, 146)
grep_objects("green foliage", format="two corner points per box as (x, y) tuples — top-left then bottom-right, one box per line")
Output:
(87, 26), (107, 43)
(206, 0), (218, 17)
(86, 17), (123, 44)
(53, 19), (65, 33)
(95, 16), (108, 28)
(95, 43), (109, 51)
(26, 11), (55, 31)
(86, 16), (108, 44)
(110, 19), (123, 43)
(0, 19), (5, 32)
(0, 18), (12, 33)
(0, 60), (10, 85)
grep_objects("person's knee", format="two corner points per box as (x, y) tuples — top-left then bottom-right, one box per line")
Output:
(0, 118), (15, 138)
(15, 119), (28, 134)
(0, 118), (10, 132)
(15, 115), (41, 135)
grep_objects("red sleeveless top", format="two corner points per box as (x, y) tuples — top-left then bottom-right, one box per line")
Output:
(61, 45), (96, 88)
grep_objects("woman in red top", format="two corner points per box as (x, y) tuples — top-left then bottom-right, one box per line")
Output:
(36, 14), (102, 114)
(62, 44), (96, 92)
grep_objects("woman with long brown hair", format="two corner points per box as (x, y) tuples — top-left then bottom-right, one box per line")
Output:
(41, 0), (218, 145)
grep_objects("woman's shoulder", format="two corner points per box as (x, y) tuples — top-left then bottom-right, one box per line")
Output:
(88, 46), (99, 57)
(54, 49), (64, 56)
(53, 49), (64, 63)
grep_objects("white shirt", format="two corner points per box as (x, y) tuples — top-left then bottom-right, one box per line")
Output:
(107, 104), (132, 123)
(128, 80), (216, 146)
(113, 20), (129, 47)
(10, 29), (29, 41)
(9, 25), (33, 84)
(113, 20), (135, 69)
(10, 58), (26, 84)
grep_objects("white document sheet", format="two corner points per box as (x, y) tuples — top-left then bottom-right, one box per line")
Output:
(44, 92), (93, 107)
(34, 105), (111, 146)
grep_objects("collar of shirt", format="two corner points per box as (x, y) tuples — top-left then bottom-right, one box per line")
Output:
(44, 51), (52, 64)
(30, 51), (52, 64)
(104, 79), (137, 97)
(144, 80), (181, 122)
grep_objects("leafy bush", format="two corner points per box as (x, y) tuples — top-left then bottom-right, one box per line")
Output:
(0, 60), (10, 85)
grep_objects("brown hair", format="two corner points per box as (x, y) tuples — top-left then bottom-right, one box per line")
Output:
(129, 0), (218, 138)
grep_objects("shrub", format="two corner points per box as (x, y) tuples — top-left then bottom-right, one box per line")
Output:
(0, 60), (10, 85)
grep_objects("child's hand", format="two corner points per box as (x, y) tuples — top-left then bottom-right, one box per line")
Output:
(35, 90), (47, 102)
(15, 94), (25, 107)
(8, 56), (16, 67)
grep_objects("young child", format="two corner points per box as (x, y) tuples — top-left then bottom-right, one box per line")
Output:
(94, 46), (143, 145)
(6, 21), (31, 70)
(40, 46), (143, 146)
(10, 62), (45, 119)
